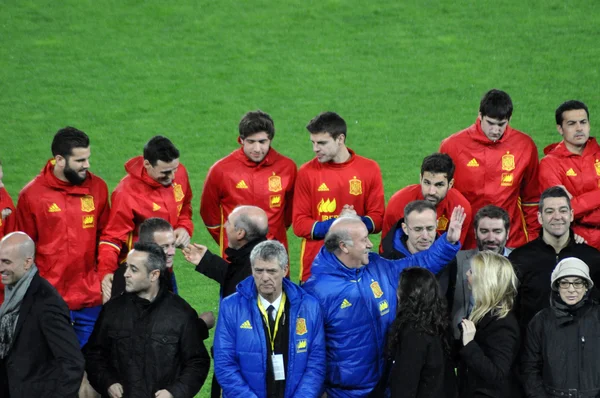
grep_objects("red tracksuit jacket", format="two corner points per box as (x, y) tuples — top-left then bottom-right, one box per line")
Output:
(381, 184), (472, 249)
(0, 186), (16, 304)
(98, 156), (193, 274)
(539, 137), (600, 248)
(200, 147), (296, 255)
(440, 119), (540, 249)
(15, 160), (109, 309)
(293, 149), (385, 282)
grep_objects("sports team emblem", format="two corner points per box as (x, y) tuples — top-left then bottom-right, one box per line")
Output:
(296, 339), (307, 353)
(437, 215), (448, 231)
(173, 183), (184, 202)
(349, 176), (363, 196)
(82, 215), (95, 229)
(317, 198), (337, 214)
(379, 300), (389, 315)
(501, 173), (514, 186)
(296, 318), (307, 335)
(595, 160), (600, 176)
(80, 195), (95, 212)
(501, 152), (515, 171)
(270, 195), (282, 208)
(370, 281), (384, 298)
(268, 174), (283, 192)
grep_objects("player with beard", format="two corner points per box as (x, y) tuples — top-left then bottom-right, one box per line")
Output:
(15, 127), (110, 348)
(382, 153), (472, 248)
(451, 205), (512, 339)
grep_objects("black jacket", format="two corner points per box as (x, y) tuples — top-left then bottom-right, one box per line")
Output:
(458, 312), (520, 398)
(509, 229), (600, 332)
(196, 237), (266, 298)
(84, 285), (210, 398)
(0, 272), (84, 398)
(521, 297), (600, 397)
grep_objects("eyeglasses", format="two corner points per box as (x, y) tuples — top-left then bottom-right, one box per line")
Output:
(558, 280), (586, 290)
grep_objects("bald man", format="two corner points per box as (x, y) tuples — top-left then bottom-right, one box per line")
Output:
(0, 232), (84, 398)
(184, 205), (269, 298)
(303, 208), (465, 397)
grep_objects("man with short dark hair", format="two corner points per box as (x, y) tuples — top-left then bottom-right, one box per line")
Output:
(440, 89), (540, 249)
(303, 208), (465, 396)
(0, 232), (84, 398)
(509, 186), (600, 333)
(201, 110), (296, 255)
(539, 100), (600, 249)
(214, 240), (325, 397)
(98, 135), (193, 299)
(85, 242), (210, 398)
(293, 111), (385, 282)
(15, 126), (110, 346)
(382, 153), (472, 246)
(451, 205), (512, 339)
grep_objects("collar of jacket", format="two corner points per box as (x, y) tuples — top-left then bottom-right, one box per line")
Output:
(470, 118), (515, 146)
(310, 245), (368, 281)
(124, 156), (168, 189)
(224, 237), (267, 264)
(550, 291), (593, 324)
(316, 148), (358, 169)
(233, 147), (281, 168)
(40, 159), (94, 195)
(236, 275), (304, 304)
(534, 228), (576, 252)
(129, 282), (169, 308)
(543, 136), (600, 157)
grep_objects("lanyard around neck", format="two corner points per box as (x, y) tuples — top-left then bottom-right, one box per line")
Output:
(258, 293), (287, 352)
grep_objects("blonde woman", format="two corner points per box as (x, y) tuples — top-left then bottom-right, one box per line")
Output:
(458, 251), (520, 398)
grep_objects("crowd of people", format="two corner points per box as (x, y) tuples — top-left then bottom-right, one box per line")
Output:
(0, 88), (599, 397)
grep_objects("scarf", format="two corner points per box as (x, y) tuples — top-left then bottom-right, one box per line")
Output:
(0, 264), (38, 358)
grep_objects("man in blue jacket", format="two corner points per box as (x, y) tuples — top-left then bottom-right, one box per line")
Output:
(303, 207), (465, 397)
(214, 240), (326, 398)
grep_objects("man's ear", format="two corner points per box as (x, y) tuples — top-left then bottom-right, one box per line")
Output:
(448, 178), (454, 189)
(402, 222), (408, 235)
(23, 257), (34, 271)
(150, 269), (161, 283)
(143, 159), (152, 171)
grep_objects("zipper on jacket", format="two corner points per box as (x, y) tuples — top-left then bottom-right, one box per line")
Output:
(581, 335), (585, 370)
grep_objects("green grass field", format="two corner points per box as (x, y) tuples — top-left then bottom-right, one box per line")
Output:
(2, 0), (599, 395)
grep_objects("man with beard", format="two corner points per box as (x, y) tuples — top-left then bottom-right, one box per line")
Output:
(451, 205), (512, 339)
(509, 186), (600, 334)
(381, 153), (472, 248)
(15, 127), (110, 347)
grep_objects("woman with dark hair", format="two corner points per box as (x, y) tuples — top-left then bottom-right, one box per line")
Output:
(371, 266), (457, 397)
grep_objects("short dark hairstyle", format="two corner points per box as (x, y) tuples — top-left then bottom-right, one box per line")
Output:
(234, 213), (268, 242)
(239, 110), (275, 140)
(540, 186), (572, 211)
(474, 205), (510, 232)
(143, 135), (180, 166)
(420, 153), (455, 181)
(404, 200), (436, 219)
(132, 241), (167, 274)
(51, 127), (90, 158)
(306, 112), (347, 140)
(138, 218), (173, 244)
(555, 100), (589, 125)
(479, 89), (513, 121)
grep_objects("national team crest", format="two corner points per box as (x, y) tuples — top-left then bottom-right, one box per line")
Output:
(501, 152), (515, 171)
(437, 215), (448, 231)
(270, 195), (282, 208)
(370, 281), (384, 298)
(173, 183), (184, 202)
(80, 195), (95, 213)
(349, 176), (363, 196)
(268, 174), (283, 192)
(82, 215), (95, 229)
(595, 160), (600, 176)
(296, 318), (307, 335)
(501, 173), (514, 186)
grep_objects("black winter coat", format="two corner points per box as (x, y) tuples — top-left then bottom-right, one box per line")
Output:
(83, 286), (210, 398)
(0, 273), (84, 398)
(521, 297), (600, 397)
(458, 312), (520, 398)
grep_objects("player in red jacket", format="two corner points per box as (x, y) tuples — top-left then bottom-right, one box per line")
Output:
(293, 112), (385, 282)
(382, 153), (472, 249)
(200, 110), (296, 255)
(539, 100), (600, 248)
(440, 89), (540, 249)
(98, 136), (193, 301)
(15, 127), (110, 346)
(0, 160), (17, 304)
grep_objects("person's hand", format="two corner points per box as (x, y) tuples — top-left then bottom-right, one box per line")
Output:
(182, 243), (208, 265)
(108, 383), (124, 398)
(1, 208), (11, 221)
(199, 311), (216, 329)
(574, 233), (587, 245)
(340, 204), (357, 217)
(102, 273), (114, 304)
(557, 185), (573, 199)
(446, 205), (466, 244)
(155, 389), (174, 398)
(461, 319), (476, 346)
(173, 228), (191, 249)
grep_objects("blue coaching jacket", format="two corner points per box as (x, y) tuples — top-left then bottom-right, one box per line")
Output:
(303, 233), (460, 397)
(214, 276), (326, 398)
